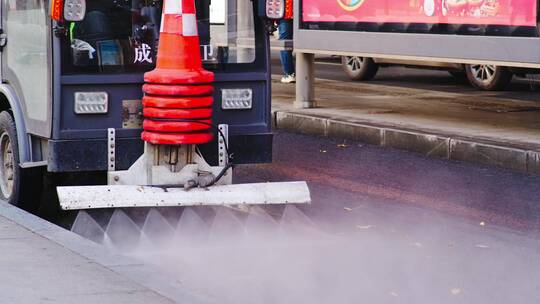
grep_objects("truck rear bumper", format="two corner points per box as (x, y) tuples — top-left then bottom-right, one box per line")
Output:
(48, 133), (273, 172)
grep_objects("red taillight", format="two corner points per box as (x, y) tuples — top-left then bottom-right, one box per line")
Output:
(50, 0), (63, 21)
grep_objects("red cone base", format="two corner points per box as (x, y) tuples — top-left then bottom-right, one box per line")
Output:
(141, 82), (214, 145)
(143, 119), (212, 133)
(143, 84), (213, 96)
(143, 95), (213, 109)
(144, 68), (214, 85)
(141, 4), (215, 146)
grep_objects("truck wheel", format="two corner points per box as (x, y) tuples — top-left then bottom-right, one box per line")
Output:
(465, 64), (512, 91)
(341, 56), (379, 81)
(0, 111), (20, 205)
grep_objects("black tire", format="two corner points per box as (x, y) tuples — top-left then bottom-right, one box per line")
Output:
(465, 64), (512, 91)
(0, 111), (20, 205)
(341, 56), (379, 81)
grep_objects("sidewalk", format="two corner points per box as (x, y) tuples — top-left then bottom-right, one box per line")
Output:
(0, 202), (207, 304)
(272, 76), (540, 174)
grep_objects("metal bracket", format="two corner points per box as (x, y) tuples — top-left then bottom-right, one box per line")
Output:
(19, 160), (47, 169)
(218, 124), (229, 167)
(107, 128), (115, 172)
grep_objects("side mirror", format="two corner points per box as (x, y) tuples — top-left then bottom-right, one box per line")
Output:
(265, 0), (284, 19)
(64, 0), (86, 21)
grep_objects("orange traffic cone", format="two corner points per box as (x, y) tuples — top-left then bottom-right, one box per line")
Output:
(144, 0), (214, 84)
(141, 0), (214, 145)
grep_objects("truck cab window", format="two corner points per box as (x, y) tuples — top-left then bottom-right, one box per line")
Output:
(60, 0), (257, 75)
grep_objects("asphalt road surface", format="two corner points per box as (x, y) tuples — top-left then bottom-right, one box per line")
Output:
(238, 131), (540, 233)
(232, 130), (540, 303)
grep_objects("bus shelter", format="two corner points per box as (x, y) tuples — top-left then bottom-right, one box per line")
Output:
(293, 0), (540, 108)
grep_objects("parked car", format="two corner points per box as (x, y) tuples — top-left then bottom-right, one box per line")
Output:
(341, 56), (517, 91)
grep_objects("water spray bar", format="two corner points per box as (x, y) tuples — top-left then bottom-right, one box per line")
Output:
(57, 181), (311, 210)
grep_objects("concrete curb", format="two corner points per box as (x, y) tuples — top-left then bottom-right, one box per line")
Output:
(274, 111), (540, 175)
(0, 202), (213, 304)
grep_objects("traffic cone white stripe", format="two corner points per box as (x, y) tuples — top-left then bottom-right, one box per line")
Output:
(182, 14), (197, 36)
(160, 15), (186, 34)
(164, 0), (182, 14)
(159, 0), (197, 36)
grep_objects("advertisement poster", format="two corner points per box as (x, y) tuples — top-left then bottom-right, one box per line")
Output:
(302, 0), (537, 27)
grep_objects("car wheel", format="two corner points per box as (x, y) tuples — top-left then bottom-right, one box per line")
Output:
(0, 111), (20, 205)
(465, 64), (512, 91)
(341, 56), (379, 81)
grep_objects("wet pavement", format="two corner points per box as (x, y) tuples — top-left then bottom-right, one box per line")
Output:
(227, 131), (540, 303)
(238, 131), (540, 234)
